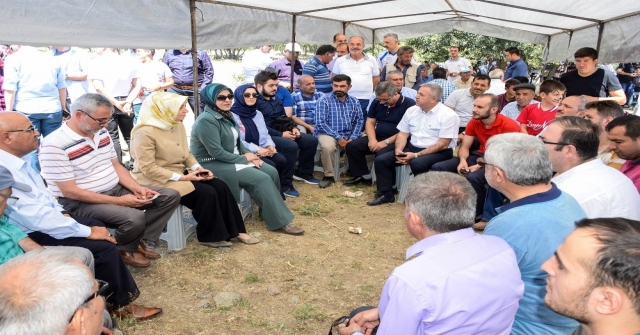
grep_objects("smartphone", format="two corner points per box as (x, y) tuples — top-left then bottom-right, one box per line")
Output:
(196, 172), (208, 177)
(396, 153), (407, 157)
(149, 194), (160, 201)
(459, 169), (470, 176)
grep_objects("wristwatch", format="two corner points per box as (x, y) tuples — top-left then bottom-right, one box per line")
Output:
(384, 139), (390, 144)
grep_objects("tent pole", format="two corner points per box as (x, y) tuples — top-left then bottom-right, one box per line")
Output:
(596, 22), (604, 55)
(190, 0), (200, 116)
(371, 29), (375, 55)
(563, 30), (573, 73)
(343, 22), (347, 35)
(290, 14), (297, 91)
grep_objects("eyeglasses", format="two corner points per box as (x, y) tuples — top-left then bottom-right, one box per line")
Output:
(80, 110), (113, 125)
(216, 94), (234, 101)
(5, 125), (36, 133)
(540, 139), (569, 146)
(0, 193), (19, 206)
(69, 279), (109, 323)
(477, 161), (495, 168)
(327, 315), (350, 335)
(243, 93), (259, 98)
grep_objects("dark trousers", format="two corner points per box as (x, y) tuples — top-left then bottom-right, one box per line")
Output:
(28, 215), (140, 308)
(358, 99), (369, 131)
(180, 179), (246, 243)
(262, 152), (287, 194)
(375, 143), (453, 192)
(107, 109), (134, 163)
(481, 186), (509, 221)
(168, 87), (204, 114)
(271, 133), (318, 186)
(58, 184), (181, 253)
(431, 152), (486, 216)
(345, 136), (394, 177)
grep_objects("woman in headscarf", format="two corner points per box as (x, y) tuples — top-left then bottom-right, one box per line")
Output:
(130, 92), (259, 247)
(191, 83), (304, 236)
(230, 84), (288, 198)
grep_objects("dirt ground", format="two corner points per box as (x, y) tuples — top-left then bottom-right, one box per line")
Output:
(118, 174), (411, 335)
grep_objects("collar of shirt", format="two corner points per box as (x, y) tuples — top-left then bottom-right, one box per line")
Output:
(484, 113), (509, 130)
(328, 92), (353, 103)
(0, 149), (27, 171)
(420, 101), (442, 115)
(345, 54), (371, 61)
(552, 159), (603, 184)
(60, 123), (104, 149)
(498, 183), (561, 213)
(406, 228), (476, 259)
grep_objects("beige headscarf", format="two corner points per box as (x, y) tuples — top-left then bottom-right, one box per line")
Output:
(131, 92), (191, 134)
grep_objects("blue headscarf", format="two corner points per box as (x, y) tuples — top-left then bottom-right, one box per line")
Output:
(230, 84), (260, 145)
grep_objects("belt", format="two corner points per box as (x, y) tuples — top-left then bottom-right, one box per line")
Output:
(175, 84), (195, 90)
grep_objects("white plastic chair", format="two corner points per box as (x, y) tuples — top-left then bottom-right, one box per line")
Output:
(159, 205), (197, 251)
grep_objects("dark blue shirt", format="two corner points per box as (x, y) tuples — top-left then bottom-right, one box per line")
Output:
(367, 95), (416, 139)
(504, 58), (528, 80)
(256, 95), (286, 137)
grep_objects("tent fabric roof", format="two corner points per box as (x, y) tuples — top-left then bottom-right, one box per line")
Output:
(2, 0), (640, 62)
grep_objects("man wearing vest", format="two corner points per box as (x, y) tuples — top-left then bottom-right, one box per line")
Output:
(380, 46), (425, 91)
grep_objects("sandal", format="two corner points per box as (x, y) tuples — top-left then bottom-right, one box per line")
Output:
(235, 235), (260, 244)
(342, 190), (364, 198)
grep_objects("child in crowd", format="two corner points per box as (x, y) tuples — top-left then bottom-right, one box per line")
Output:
(517, 80), (566, 136)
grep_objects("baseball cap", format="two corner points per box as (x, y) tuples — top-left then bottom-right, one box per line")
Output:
(284, 43), (302, 52)
(513, 83), (536, 92)
(0, 166), (32, 192)
(459, 67), (471, 73)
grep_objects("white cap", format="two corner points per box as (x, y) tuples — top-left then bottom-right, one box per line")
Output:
(459, 66), (471, 73)
(284, 43), (302, 52)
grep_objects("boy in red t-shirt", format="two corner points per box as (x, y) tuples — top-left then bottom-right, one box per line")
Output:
(517, 80), (566, 136)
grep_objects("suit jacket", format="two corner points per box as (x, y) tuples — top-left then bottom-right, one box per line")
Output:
(190, 108), (251, 201)
(130, 123), (198, 196)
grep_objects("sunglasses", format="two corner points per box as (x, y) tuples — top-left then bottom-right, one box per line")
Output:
(216, 94), (235, 101)
(80, 110), (113, 125)
(69, 279), (109, 323)
(243, 93), (259, 98)
(6, 125), (36, 133)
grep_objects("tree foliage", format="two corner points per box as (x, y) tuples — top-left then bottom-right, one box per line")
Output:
(404, 31), (545, 70)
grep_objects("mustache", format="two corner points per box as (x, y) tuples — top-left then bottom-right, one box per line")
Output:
(334, 91), (347, 97)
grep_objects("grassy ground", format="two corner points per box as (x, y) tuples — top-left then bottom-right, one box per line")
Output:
(117, 172), (411, 335)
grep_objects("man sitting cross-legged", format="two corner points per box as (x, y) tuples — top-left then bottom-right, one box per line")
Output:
(343, 81), (415, 186)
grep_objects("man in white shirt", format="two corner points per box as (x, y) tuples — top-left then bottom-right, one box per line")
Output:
(444, 46), (472, 83)
(485, 69), (506, 95)
(445, 74), (491, 133)
(242, 45), (273, 85)
(89, 48), (141, 162)
(332, 36), (380, 124)
(369, 83), (459, 205)
(542, 116), (640, 220)
(51, 46), (90, 105)
(134, 49), (174, 124)
(377, 33), (400, 70)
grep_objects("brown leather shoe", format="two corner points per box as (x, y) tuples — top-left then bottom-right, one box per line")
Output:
(138, 242), (161, 260)
(277, 223), (304, 235)
(119, 250), (150, 268)
(111, 303), (162, 321)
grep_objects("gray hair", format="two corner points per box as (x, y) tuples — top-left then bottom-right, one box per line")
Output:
(0, 249), (94, 335)
(397, 46), (415, 55)
(489, 69), (504, 79)
(405, 172), (476, 233)
(383, 33), (399, 40)
(386, 70), (403, 77)
(70, 93), (113, 116)
(375, 81), (397, 96)
(576, 96), (588, 111)
(484, 133), (553, 186)
(419, 82), (444, 101)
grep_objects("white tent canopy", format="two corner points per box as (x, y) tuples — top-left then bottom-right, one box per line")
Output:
(3, 0), (640, 62)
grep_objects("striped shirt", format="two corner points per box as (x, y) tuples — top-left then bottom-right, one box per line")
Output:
(269, 57), (304, 88)
(302, 56), (332, 93)
(430, 78), (458, 103)
(291, 89), (324, 125)
(40, 123), (119, 197)
(313, 93), (364, 140)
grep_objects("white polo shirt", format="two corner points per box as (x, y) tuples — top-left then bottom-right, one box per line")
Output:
(88, 53), (138, 97)
(444, 88), (476, 127)
(396, 103), (460, 149)
(332, 54), (380, 99)
(552, 159), (640, 220)
(444, 56), (472, 83)
(40, 123), (120, 197)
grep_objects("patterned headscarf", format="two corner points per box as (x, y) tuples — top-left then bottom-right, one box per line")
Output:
(131, 92), (189, 134)
(200, 83), (233, 119)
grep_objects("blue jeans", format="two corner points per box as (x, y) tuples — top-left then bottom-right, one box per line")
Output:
(133, 103), (142, 125)
(620, 82), (635, 105)
(27, 111), (63, 173)
(358, 99), (369, 132)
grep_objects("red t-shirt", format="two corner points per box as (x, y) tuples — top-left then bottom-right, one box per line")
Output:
(465, 114), (521, 153)
(516, 102), (558, 136)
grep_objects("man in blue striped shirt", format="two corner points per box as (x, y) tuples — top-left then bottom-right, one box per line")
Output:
(291, 75), (324, 134)
(314, 75), (364, 188)
(302, 45), (335, 94)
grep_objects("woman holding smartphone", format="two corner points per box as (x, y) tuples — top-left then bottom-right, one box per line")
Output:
(130, 92), (258, 248)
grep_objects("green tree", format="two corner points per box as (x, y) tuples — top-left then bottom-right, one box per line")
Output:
(404, 31), (544, 70)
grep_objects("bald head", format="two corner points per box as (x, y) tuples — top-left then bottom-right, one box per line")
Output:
(0, 112), (29, 132)
(0, 112), (40, 157)
(297, 75), (316, 96)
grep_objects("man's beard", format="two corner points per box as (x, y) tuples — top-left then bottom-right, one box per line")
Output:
(334, 91), (347, 98)
(261, 88), (275, 98)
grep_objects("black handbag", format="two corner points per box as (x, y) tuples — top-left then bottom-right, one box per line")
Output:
(271, 115), (294, 132)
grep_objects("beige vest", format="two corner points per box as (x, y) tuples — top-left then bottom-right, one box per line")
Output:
(384, 63), (420, 88)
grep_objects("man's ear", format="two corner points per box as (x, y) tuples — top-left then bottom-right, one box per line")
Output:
(66, 308), (85, 335)
(593, 286), (625, 316)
